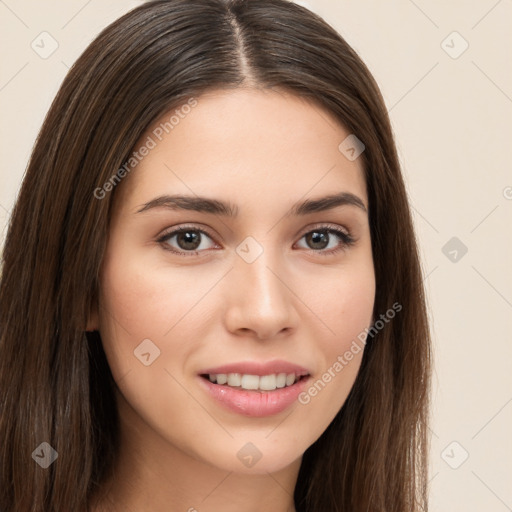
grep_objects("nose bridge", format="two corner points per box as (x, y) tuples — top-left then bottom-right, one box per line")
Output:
(237, 239), (286, 307)
(225, 237), (296, 338)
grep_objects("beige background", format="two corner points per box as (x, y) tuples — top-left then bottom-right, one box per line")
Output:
(1, 0), (511, 510)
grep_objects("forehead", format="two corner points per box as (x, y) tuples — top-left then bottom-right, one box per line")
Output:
(116, 87), (367, 215)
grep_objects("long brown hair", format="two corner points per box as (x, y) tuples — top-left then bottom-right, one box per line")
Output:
(0, 1), (431, 510)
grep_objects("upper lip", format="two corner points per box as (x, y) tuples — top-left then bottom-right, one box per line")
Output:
(198, 359), (311, 377)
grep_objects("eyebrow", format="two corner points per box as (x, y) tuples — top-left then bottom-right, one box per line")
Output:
(135, 191), (367, 216)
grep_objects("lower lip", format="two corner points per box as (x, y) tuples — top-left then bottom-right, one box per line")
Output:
(198, 376), (310, 417)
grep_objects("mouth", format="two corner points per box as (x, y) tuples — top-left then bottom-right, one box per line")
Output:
(199, 372), (309, 392)
(197, 361), (312, 417)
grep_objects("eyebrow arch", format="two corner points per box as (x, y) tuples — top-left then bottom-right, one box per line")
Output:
(135, 192), (367, 217)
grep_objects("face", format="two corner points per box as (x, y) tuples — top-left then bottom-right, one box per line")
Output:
(93, 87), (375, 475)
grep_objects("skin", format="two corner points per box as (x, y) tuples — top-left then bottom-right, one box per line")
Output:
(88, 87), (375, 512)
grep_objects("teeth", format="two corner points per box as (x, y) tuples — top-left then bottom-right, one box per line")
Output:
(216, 373), (227, 385)
(207, 372), (303, 391)
(259, 374), (276, 390)
(285, 373), (295, 386)
(276, 373), (287, 388)
(227, 373), (241, 387)
(241, 374), (260, 390)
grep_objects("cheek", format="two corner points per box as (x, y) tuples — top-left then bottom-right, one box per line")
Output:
(334, 275), (376, 342)
(99, 244), (196, 337)
(96, 251), (202, 433)
(97, 247), (171, 381)
(293, 259), (375, 424)
(300, 257), (375, 351)
(97, 246), (223, 384)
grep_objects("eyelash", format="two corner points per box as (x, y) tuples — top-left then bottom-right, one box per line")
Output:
(156, 223), (355, 258)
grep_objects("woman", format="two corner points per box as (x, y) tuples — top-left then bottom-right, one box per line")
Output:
(0, 0), (431, 510)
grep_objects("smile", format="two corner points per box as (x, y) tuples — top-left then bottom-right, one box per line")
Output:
(197, 361), (312, 417)
(202, 372), (308, 391)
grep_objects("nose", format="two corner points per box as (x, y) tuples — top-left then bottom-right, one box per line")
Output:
(223, 246), (298, 340)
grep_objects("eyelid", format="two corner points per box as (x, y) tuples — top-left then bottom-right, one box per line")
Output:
(296, 222), (351, 239)
(293, 222), (356, 255)
(156, 224), (219, 254)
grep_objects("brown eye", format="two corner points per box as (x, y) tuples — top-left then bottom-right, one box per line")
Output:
(296, 226), (355, 255)
(158, 227), (217, 255)
(174, 230), (202, 251)
(304, 230), (330, 250)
